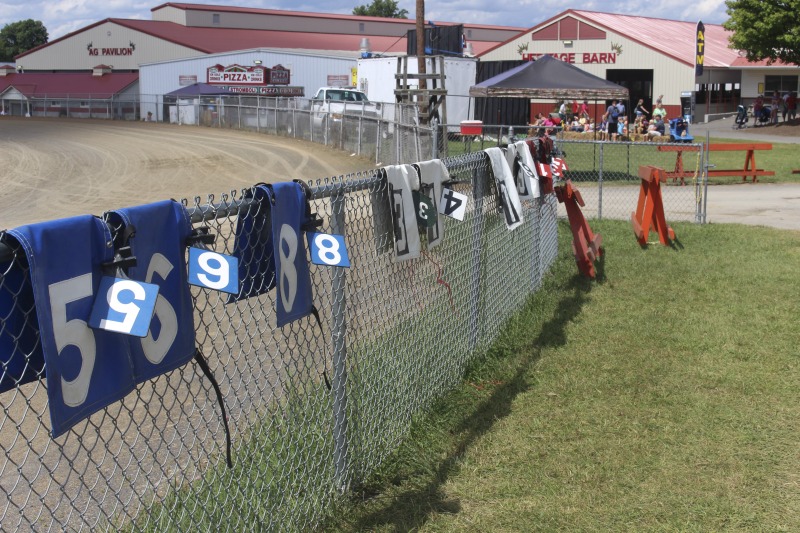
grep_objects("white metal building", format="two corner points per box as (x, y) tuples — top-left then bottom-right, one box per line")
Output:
(139, 48), (360, 119)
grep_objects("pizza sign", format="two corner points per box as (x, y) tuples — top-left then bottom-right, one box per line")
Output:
(268, 65), (290, 85)
(207, 64), (266, 85)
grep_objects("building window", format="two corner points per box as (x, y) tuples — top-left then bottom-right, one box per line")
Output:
(212, 13), (220, 25)
(359, 22), (365, 33)
(764, 75), (798, 94)
(80, 101), (89, 107)
(50, 101), (61, 107)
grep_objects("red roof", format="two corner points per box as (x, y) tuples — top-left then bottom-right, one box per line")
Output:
(0, 72), (139, 98)
(17, 18), (499, 60)
(151, 2), (524, 32)
(480, 9), (769, 68)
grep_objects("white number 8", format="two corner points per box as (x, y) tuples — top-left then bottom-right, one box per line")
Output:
(314, 234), (342, 266)
(278, 224), (298, 313)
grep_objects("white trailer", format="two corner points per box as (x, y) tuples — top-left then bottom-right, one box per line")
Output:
(356, 56), (477, 129)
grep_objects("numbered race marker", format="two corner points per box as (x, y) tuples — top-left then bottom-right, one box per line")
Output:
(89, 277), (160, 338)
(188, 247), (239, 294)
(412, 191), (438, 228)
(308, 232), (351, 268)
(438, 188), (468, 221)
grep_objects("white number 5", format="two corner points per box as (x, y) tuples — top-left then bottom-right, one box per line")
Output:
(49, 274), (96, 407)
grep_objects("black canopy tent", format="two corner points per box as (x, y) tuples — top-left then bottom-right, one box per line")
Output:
(469, 55), (629, 100)
(469, 55), (630, 137)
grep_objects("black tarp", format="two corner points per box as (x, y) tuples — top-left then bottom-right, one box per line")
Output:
(470, 55), (629, 100)
(165, 83), (234, 97)
(474, 60), (530, 126)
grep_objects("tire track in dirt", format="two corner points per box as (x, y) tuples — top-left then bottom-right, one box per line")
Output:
(0, 118), (374, 229)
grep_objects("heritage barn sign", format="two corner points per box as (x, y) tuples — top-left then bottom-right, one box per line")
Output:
(522, 52), (617, 64)
(207, 64), (292, 86)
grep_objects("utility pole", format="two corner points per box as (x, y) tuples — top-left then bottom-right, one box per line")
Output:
(415, 0), (428, 123)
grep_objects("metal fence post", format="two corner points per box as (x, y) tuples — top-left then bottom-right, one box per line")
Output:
(598, 142), (604, 220)
(432, 121), (439, 160)
(329, 190), (350, 492)
(468, 164), (485, 352)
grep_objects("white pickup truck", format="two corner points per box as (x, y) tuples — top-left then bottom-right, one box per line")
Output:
(310, 87), (382, 129)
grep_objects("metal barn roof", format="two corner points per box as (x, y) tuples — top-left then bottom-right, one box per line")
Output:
(0, 72), (139, 98)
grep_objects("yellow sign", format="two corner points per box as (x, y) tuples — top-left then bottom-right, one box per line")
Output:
(351, 67), (358, 87)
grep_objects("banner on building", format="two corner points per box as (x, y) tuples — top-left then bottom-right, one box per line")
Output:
(695, 21), (705, 77)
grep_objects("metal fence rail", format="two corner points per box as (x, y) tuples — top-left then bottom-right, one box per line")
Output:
(0, 151), (559, 531)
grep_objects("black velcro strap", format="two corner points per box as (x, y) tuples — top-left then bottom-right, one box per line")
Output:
(310, 306), (332, 391)
(194, 349), (233, 469)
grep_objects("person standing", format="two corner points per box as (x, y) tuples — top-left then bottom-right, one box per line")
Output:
(770, 91), (781, 124)
(579, 99), (589, 119)
(788, 92), (797, 121)
(635, 99), (649, 118)
(558, 100), (567, 123)
(606, 100), (620, 141)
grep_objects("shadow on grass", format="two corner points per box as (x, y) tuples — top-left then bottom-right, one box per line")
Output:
(350, 274), (592, 531)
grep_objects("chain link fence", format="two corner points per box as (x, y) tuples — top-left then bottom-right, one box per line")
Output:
(435, 124), (707, 224)
(0, 150), (559, 531)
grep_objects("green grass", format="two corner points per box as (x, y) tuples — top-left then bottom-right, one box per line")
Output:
(706, 137), (800, 184)
(325, 219), (800, 532)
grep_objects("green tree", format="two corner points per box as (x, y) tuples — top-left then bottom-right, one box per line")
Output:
(0, 20), (48, 62)
(353, 0), (409, 18)
(724, 0), (800, 65)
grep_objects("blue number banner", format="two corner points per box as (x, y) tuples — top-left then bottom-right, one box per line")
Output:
(5, 215), (136, 437)
(0, 249), (45, 394)
(230, 183), (314, 326)
(105, 200), (196, 382)
(229, 185), (275, 301)
(270, 182), (314, 327)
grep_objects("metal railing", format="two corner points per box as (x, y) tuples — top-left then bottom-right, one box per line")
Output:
(0, 151), (559, 531)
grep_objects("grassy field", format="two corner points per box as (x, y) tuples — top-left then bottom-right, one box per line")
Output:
(327, 219), (800, 532)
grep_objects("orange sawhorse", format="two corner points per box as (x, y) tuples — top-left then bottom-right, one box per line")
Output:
(554, 179), (603, 278)
(631, 166), (675, 246)
(706, 143), (774, 183)
(656, 144), (701, 185)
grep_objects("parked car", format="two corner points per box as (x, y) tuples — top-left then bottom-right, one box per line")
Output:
(310, 87), (382, 129)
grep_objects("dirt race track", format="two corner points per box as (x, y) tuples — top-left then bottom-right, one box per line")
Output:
(0, 117), (376, 229)
(2, 117), (799, 231)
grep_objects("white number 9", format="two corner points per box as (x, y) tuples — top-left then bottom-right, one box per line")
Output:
(196, 251), (230, 290)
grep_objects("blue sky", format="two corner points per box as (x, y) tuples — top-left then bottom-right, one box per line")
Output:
(2, 0), (730, 40)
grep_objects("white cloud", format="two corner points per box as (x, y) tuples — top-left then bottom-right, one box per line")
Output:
(3, 0), (731, 41)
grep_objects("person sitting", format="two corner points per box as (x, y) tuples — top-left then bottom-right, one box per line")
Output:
(584, 119), (595, 133)
(569, 117), (583, 132)
(632, 115), (644, 135)
(646, 116), (666, 141)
